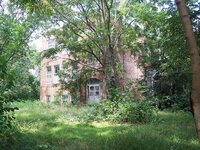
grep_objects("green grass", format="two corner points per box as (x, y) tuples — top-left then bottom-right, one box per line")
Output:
(1, 100), (200, 150)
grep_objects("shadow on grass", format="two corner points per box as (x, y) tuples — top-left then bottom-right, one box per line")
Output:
(2, 102), (200, 150)
(4, 120), (200, 150)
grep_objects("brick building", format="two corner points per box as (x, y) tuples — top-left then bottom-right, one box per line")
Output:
(40, 37), (143, 104)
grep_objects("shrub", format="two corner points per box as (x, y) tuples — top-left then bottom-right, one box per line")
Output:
(85, 88), (158, 124)
(126, 100), (158, 123)
(151, 93), (190, 111)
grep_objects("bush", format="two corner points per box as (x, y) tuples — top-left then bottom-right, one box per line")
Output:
(84, 88), (158, 124)
(126, 100), (158, 123)
(150, 93), (190, 111)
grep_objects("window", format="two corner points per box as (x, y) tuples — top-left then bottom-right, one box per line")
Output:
(47, 39), (55, 48)
(62, 95), (68, 103)
(46, 66), (51, 84)
(54, 65), (60, 76)
(46, 95), (51, 103)
(53, 65), (60, 84)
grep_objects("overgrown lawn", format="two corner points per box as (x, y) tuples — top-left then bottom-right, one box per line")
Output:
(2, 101), (200, 150)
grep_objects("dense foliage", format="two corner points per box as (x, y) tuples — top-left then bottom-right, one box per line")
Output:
(0, 3), (40, 136)
(10, 49), (40, 100)
(83, 89), (157, 123)
(126, 0), (200, 110)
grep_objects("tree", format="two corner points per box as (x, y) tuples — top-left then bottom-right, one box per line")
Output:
(0, 1), (41, 134)
(175, 0), (200, 139)
(23, 0), (146, 100)
(10, 49), (40, 100)
(45, 0), (129, 89)
(125, 1), (199, 111)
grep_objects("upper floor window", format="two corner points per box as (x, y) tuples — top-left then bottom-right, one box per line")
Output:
(47, 39), (56, 49)
(46, 66), (51, 84)
(54, 65), (60, 76)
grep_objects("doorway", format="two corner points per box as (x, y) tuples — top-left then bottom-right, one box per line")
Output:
(87, 79), (100, 103)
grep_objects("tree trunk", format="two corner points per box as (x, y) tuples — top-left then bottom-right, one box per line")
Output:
(103, 48), (121, 89)
(175, 0), (200, 140)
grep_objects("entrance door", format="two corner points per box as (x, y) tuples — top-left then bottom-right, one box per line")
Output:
(88, 84), (100, 103)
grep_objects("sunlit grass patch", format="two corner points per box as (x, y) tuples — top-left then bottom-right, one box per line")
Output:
(3, 100), (200, 150)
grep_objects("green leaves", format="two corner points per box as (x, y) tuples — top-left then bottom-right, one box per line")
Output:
(87, 88), (157, 123)
(10, 0), (54, 15)
(0, 1), (41, 134)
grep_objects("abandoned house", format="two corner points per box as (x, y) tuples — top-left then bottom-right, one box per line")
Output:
(39, 37), (143, 104)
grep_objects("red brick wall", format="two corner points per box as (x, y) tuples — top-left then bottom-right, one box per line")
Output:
(40, 51), (70, 103)
(39, 37), (72, 103)
(40, 38), (143, 103)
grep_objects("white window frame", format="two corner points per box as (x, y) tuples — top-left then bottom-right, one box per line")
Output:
(54, 65), (60, 76)
(53, 65), (60, 84)
(87, 84), (100, 103)
(46, 66), (51, 84)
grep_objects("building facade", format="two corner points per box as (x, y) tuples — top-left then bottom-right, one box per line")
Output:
(40, 38), (143, 104)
